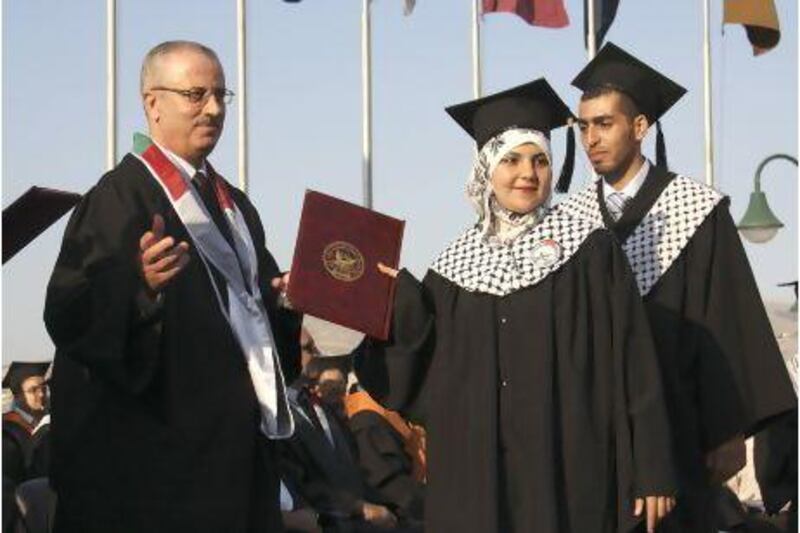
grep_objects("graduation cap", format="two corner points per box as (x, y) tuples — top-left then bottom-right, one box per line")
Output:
(572, 42), (687, 169)
(778, 281), (798, 311)
(3, 186), (82, 263)
(445, 78), (576, 193)
(2, 361), (51, 394)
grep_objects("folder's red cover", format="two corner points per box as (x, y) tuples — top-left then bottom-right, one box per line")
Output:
(287, 190), (405, 340)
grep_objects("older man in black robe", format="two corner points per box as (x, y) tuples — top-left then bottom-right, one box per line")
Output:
(44, 41), (301, 532)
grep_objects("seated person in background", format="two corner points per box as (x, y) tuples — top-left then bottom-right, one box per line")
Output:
(345, 384), (425, 527)
(3, 362), (50, 485)
(3, 362), (50, 436)
(280, 356), (401, 532)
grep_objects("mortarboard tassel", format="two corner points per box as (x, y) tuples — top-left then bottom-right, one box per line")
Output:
(655, 120), (668, 169)
(555, 123), (575, 193)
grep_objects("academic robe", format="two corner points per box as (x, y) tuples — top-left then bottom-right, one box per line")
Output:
(43, 154), (302, 533)
(278, 387), (372, 525)
(356, 220), (676, 533)
(563, 164), (797, 532)
(347, 409), (425, 523)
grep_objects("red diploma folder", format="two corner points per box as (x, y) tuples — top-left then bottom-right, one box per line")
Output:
(287, 190), (405, 340)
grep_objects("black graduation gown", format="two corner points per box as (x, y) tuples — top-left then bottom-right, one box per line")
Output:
(357, 228), (675, 533)
(279, 388), (370, 521)
(43, 154), (302, 533)
(347, 410), (425, 522)
(594, 165), (797, 532)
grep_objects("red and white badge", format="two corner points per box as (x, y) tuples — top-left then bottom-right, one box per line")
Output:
(530, 239), (562, 268)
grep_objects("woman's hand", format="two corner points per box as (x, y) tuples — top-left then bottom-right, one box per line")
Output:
(634, 495), (675, 532)
(377, 262), (399, 278)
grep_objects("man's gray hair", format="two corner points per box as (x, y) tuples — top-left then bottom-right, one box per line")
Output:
(140, 40), (221, 94)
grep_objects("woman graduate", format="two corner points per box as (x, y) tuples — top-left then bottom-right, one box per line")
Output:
(357, 79), (676, 533)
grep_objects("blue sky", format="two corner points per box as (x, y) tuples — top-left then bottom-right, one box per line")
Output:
(3, 0), (798, 361)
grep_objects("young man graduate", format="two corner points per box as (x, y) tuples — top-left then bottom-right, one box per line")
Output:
(43, 41), (301, 532)
(560, 42), (797, 532)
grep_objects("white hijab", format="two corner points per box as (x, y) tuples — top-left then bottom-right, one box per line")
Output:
(466, 128), (552, 247)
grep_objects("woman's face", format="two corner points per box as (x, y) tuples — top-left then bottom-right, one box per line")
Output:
(490, 142), (552, 214)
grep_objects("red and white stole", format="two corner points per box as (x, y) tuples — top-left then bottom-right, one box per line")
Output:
(132, 133), (294, 439)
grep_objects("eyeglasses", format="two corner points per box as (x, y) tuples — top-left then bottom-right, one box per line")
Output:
(23, 384), (47, 395)
(150, 86), (235, 105)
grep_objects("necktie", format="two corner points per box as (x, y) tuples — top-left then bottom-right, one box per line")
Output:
(606, 191), (630, 221)
(192, 172), (236, 249)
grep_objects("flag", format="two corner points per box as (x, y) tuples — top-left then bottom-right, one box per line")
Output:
(404, 0), (416, 16)
(584, 0), (619, 49)
(723, 0), (780, 55)
(482, 0), (569, 28)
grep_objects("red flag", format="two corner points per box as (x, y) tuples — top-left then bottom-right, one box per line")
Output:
(723, 0), (780, 56)
(483, 0), (570, 28)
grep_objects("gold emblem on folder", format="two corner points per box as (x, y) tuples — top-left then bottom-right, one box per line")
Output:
(323, 241), (365, 282)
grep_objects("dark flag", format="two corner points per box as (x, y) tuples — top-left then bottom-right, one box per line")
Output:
(724, 0), (780, 55)
(584, 0), (620, 49)
(482, 0), (569, 28)
(3, 186), (81, 263)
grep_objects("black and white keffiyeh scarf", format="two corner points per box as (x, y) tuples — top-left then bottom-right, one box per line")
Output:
(557, 174), (724, 296)
(431, 128), (605, 296)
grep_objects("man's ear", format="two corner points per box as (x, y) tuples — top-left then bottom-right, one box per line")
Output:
(143, 92), (159, 123)
(632, 114), (649, 142)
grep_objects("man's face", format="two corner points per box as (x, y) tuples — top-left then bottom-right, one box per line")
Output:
(145, 49), (226, 165)
(315, 369), (346, 410)
(577, 92), (645, 177)
(20, 376), (47, 413)
(300, 329), (321, 369)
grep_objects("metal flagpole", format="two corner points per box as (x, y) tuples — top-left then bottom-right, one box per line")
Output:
(586, 0), (597, 60)
(237, 0), (249, 194)
(106, 0), (116, 171)
(702, 0), (715, 187)
(361, 0), (373, 208)
(471, 0), (482, 98)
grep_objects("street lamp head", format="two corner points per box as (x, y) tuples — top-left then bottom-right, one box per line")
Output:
(737, 190), (784, 244)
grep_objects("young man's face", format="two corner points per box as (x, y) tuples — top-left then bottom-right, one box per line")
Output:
(20, 375), (47, 413)
(577, 91), (646, 177)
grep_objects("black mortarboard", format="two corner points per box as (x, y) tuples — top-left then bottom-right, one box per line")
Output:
(572, 42), (687, 169)
(3, 187), (82, 263)
(778, 281), (798, 300)
(445, 78), (576, 192)
(2, 362), (51, 394)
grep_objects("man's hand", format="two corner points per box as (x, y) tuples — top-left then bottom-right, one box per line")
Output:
(377, 262), (399, 278)
(634, 495), (675, 533)
(271, 272), (292, 308)
(139, 214), (190, 293)
(361, 502), (397, 528)
(706, 434), (746, 485)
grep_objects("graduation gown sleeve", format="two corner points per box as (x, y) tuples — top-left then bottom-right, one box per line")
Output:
(605, 234), (676, 499)
(44, 173), (165, 394)
(683, 203), (796, 448)
(355, 269), (436, 416)
(349, 410), (425, 519)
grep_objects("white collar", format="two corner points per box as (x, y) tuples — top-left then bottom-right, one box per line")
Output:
(151, 139), (208, 180)
(602, 158), (650, 200)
